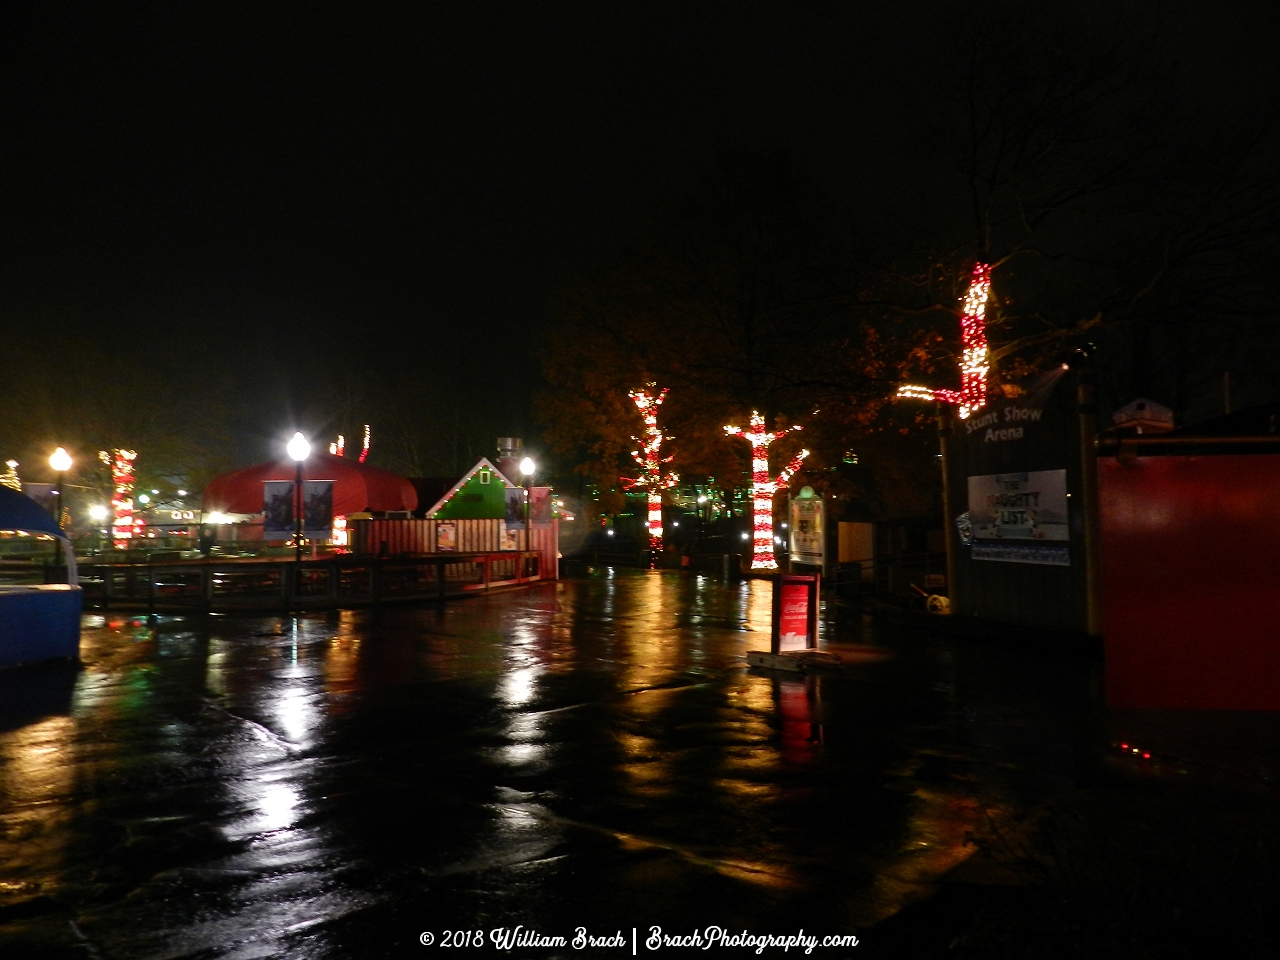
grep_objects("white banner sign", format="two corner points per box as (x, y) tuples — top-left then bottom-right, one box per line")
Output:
(967, 470), (1069, 542)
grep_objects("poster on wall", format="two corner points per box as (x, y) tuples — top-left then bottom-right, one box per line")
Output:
(437, 521), (457, 552)
(504, 488), (525, 524)
(967, 470), (1070, 565)
(263, 481), (295, 539)
(500, 521), (519, 551)
(530, 487), (552, 524)
(788, 497), (825, 566)
(303, 480), (334, 538)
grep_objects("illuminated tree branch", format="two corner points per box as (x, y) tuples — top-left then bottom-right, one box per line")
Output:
(897, 262), (992, 419)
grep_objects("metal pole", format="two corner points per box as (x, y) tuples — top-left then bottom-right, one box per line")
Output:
(55, 472), (65, 527)
(1078, 368), (1102, 637)
(294, 459), (303, 572)
(937, 403), (957, 613)
(524, 475), (532, 559)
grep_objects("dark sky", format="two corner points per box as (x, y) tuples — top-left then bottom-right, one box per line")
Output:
(2, 2), (1276, 457)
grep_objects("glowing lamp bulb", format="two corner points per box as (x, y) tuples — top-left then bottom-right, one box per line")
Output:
(49, 447), (72, 473)
(287, 432), (310, 462)
(519, 457), (536, 477)
(89, 504), (109, 522)
(138, 494), (150, 504)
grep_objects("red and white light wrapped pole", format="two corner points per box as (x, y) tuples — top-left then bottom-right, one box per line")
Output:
(724, 411), (808, 571)
(624, 385), (677, 554)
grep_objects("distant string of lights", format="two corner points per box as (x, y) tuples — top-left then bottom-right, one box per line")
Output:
(328, 424), (371, 463)
(724, 411), (808, 570)
(623, 385), (678, 553)
(897, 261), (993, 419)
(326, 424), (372, 545)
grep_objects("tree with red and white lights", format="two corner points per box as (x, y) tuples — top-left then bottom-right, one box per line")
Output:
(724, 411), (808, 570)
(99, 448), (143, 550)
(897, 262), (993, 419)
(623, 385), (677, 553)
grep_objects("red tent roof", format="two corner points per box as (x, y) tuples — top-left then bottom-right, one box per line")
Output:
(201, 453), (417, 516)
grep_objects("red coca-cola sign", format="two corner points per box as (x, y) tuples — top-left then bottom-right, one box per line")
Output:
(771, 574), (819, 654)
(778, 584), (811, 650)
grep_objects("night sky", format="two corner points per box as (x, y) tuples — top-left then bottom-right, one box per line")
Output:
(3, 2), (1277, 465)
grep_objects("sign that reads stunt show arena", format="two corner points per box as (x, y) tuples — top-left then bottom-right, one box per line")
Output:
(945, 366), (1088, 633)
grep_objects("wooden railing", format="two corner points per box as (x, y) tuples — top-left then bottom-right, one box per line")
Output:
(75, 551), (543, 612)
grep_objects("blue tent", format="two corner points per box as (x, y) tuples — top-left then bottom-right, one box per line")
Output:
(0, 487), (79, 667)
(0, 486), (66, 538)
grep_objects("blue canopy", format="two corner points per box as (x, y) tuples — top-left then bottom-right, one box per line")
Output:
(0, 486), (67, 539)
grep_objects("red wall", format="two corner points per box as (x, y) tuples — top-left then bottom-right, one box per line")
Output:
(1100, 454), (1280, 710)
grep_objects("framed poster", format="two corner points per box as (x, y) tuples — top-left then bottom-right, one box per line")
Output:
(302, 480), (333, 538)
(263, 481), (295, 539)
(530, 487), (552, 524)
(437, 520), (457, 552)
(500, 521), (519, 551)
(967, 470), (1070, 565)
(788, 497), (824, 566)
(504, 487), (525, 524)
(968, 470), (1069, 540)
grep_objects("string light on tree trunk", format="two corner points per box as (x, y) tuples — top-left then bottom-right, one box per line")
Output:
(724, 411), (808, 570)
(99, 448), (141, 549)
(897, 261), (993, 419)
(623, 385), (678, 554)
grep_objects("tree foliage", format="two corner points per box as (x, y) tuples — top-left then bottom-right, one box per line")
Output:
(537, 150), (945, 518)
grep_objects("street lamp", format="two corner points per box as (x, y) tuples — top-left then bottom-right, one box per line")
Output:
(48, 447), (72, 528)
(89, 504), (108, 555)
(519, 456), (536, 550)
(287, 432), (310, 565)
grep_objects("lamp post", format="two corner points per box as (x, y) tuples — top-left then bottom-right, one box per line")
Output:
(287, 432), (311, 566)
(89, 504), (108, 556)
(519, 456), (536, 552)
(49, 447), (72, 529)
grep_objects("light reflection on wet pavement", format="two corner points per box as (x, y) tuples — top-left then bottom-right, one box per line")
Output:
(0, 571), (1098, 957)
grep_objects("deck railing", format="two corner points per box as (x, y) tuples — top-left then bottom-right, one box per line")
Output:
(74, 551), (543, 611)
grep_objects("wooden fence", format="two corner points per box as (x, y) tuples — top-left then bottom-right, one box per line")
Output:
(349, 518), (558, 579)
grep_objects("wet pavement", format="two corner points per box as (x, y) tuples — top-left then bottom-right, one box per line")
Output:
(0, 569), (1241, 958)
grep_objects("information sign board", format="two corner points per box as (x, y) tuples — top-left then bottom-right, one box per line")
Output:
(788, 497), (824, 566)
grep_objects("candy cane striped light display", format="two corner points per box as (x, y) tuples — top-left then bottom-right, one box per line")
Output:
(99, 448), (141, 549)
(724, 411), (809, 570)
(325, 425), (371, 545)
(623, 385), (678, 553)
(897, 262), (993, 419)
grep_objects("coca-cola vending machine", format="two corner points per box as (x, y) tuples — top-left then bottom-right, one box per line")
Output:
(771, 574), (820, 654)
